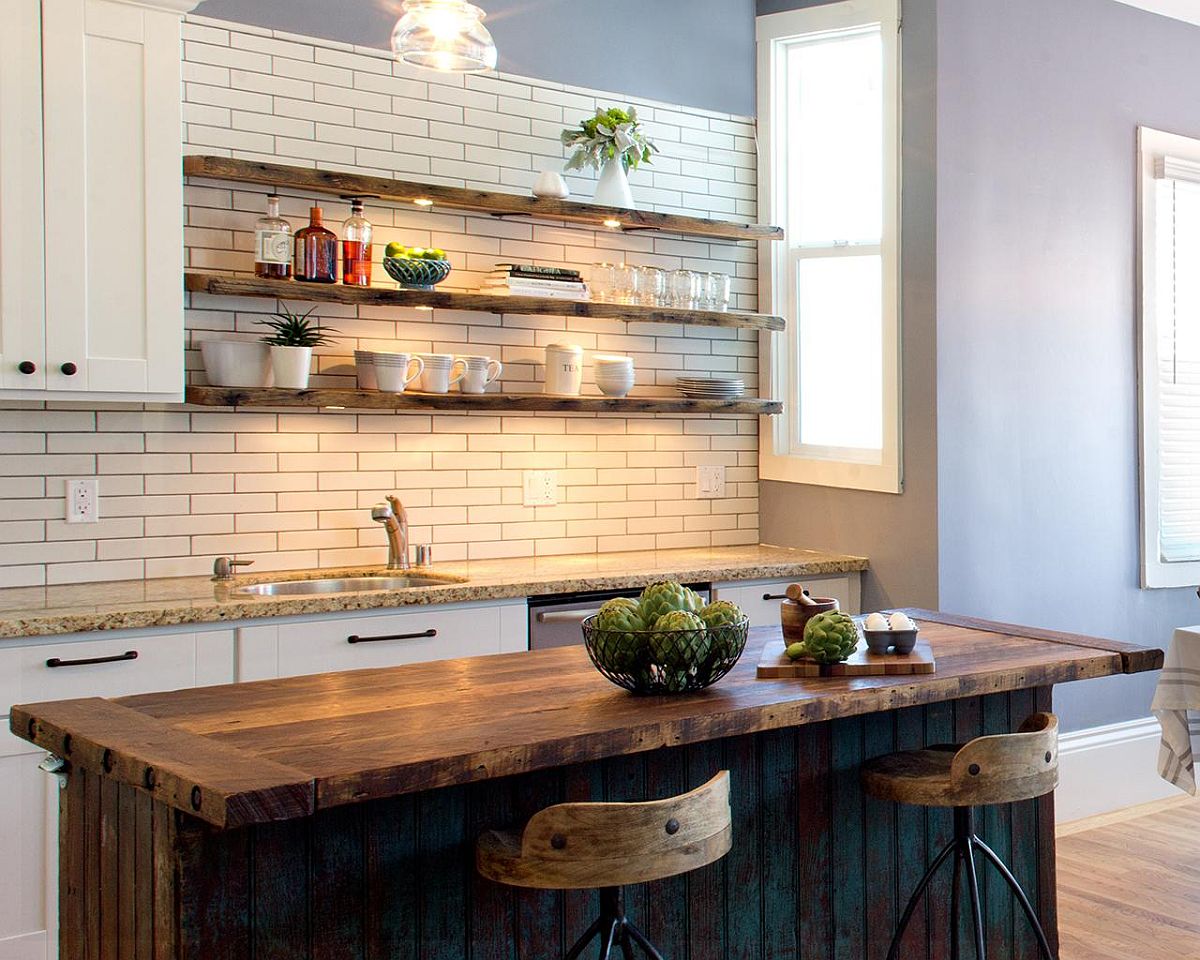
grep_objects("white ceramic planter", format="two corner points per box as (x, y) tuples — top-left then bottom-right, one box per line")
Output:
(199, 339), (273, 387)
(593, 157), (634, 209)
(269, 345), (312, 389)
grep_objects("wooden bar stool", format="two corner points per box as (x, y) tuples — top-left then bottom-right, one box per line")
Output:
(861, 713), (1059, 960)
(476, 771), (732, 959)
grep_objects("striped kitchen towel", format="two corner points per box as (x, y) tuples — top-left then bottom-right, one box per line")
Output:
(1152, 626), (1200, 794)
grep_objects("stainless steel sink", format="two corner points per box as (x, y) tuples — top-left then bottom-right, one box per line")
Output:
(230, 576), (453, 596)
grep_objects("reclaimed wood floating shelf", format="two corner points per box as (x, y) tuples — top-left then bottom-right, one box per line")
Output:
(184, 385), (783, 416)
(184, 272), (785, 332)
(183, 154), (784, 243)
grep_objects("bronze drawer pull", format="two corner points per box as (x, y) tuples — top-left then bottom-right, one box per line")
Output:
(347, 628), (437, 645)
(46, 650), (138, 668)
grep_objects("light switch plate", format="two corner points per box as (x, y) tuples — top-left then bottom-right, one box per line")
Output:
(695, 465), (726, 499)
(66, 478), (99, 523)
(523, 470), (559, 506)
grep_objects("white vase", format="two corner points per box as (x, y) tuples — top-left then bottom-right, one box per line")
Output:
(269, 345), (312, 389)
(593, 157), (635, 209)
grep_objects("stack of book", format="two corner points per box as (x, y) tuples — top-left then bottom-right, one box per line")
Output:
(479, 264), (590, 301)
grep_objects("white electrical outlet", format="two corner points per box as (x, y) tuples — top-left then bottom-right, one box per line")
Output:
(695, 465), (726, 499)
(523, 470), (559, 507)
(66, 478), (99, 524)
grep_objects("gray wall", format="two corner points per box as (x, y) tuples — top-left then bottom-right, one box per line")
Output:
(760, 0), (941, 613)
(936, 0), (1200, 730)
(192, 0), (757, 116)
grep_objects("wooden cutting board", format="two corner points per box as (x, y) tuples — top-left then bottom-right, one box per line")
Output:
(756, 637), (936, 678)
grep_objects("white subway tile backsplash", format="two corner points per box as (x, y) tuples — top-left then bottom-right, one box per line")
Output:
(0, 21), (761, 584)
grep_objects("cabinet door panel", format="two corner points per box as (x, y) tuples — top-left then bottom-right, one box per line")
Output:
(0, 0), (46, 390)
(0, 742), (52, 959)
(714, 575), (855, 628)
(41, 0), (183, 399)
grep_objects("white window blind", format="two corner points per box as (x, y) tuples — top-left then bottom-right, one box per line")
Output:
(1153, 165), (1200, 563)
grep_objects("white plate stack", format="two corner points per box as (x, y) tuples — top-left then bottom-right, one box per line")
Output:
(675, 376), (745, 400)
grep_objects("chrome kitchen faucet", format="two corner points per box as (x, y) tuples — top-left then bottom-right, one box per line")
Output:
(371, 495), (411, 571)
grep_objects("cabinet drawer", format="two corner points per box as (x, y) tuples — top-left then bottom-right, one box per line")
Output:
(0, 632), (202, 715)
(272, 606), (505, 679)
(714, 575), (856, 629)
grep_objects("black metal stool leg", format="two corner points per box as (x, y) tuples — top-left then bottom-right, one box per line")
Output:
(617, 925), (635, 960)
(625, 922), (667, 960)
(885, 836), (958, 960)
(963, 834), (987, 960)
(951, 843), (963, 960)
(564, 918), (604, 960)
(596, 918), (619, 960)
(972, 837), (1056, 960)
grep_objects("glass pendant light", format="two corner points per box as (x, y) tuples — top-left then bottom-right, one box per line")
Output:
(391, 0), (498, 73)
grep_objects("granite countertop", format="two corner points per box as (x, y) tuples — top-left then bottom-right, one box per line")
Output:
(0, 544), (867, 639)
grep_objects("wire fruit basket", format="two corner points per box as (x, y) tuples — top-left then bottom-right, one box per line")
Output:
(383, 256), (452, 289)
(581, 616), (749, 694)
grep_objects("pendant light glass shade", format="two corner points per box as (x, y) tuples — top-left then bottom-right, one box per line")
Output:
(391, 0), (498, 73)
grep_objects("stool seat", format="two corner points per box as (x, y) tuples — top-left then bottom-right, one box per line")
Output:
(477, 771), (731, 890)
(861, 713), (1059, 807)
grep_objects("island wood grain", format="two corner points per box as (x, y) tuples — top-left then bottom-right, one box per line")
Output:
(11, 618), (1159, 827)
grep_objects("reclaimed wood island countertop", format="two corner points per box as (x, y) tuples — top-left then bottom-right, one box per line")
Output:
(10, 610), (1161, 830)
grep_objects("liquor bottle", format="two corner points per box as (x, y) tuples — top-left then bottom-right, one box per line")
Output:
(253, 194), (292, 280)
(341, 198), (373, 287)
(294, 206), (338, 283)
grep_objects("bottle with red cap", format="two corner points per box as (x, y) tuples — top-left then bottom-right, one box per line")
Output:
(293, 206), (337, 283)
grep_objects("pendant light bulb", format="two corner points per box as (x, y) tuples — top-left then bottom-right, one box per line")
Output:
(391, 0), (498, 74)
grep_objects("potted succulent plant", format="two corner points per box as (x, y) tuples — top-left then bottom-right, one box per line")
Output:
(561, 106), (657, 209)
(258, 305), (338, 389)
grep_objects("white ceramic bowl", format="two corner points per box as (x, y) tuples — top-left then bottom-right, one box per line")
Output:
(597, 378), (634, 398)
(199, 339), (273, 388)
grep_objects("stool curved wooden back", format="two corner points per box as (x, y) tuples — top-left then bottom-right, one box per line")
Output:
(477, 770), (731, 890)
(862, 712), (1058, 808)
(860, 713), (1060, 960)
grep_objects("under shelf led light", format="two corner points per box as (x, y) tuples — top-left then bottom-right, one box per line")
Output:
(391, 0), (498, 73)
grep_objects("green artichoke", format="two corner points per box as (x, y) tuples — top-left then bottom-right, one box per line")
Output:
(638, 580), (703, 623)
(649, 609), (710, 670)
(801, 611), (860, 664)
(592, 597), (647, 670)
(699, 599), (743, 629)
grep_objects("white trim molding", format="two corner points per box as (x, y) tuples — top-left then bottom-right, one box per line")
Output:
(1056, 716), (1181, 823)
(1111, 0), (1200, 29)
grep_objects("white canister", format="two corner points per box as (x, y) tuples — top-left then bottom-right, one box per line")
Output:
(544, 343), (584, 396)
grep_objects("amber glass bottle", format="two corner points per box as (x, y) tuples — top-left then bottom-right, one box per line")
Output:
(294, 206), (337, 283)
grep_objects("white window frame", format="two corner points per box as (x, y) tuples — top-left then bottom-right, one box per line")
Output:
(756, 0), (902, 493)
(1138, 125), (1200, 588)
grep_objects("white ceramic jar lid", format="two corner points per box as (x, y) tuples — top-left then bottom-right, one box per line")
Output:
(545, 343), (583, 355)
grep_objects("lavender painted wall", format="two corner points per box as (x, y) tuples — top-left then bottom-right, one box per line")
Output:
(936, 0), (1200, 730)
(191, 0), (758, 115)
(759, 0), (941, 614)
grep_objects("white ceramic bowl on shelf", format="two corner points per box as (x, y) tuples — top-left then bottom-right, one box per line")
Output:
(199, 339), (273, 388)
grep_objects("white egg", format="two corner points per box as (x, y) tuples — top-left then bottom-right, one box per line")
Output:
(889, 612), (915, 631)
(865, 612), (889, 631)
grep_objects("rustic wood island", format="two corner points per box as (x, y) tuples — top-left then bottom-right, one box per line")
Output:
(11, 611), (1161, 960)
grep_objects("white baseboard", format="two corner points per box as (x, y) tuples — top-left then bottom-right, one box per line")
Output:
(1056, 716), (1183, 823)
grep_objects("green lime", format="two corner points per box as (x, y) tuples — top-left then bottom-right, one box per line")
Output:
(384, 241), (405, 259)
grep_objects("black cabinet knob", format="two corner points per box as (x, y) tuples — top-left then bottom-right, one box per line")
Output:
(17, 361), (35, 375)
(60, 362), (77, 376)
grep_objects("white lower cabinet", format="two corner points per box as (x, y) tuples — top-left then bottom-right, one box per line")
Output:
(236, 600), (528, 681)
(713, 573), (861, 628)
(0, 627), (234, 960)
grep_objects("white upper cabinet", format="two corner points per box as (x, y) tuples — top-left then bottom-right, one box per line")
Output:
(1, 0), (196, 401)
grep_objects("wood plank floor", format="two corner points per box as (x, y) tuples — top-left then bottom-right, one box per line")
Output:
(1059, 796), (1200, 959)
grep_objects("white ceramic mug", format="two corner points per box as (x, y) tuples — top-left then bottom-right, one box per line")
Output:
(544, 343), (584, 396)
(418, 353), (467, 394)
(458, 355), (503, 394)
(373, 353), (424, 393)
(354, 350), (378, 390)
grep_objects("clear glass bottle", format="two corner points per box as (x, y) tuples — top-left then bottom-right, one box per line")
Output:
(253, 194), (292, 280)
(341, 198), (373, 287)
(294, 206), (338, 283)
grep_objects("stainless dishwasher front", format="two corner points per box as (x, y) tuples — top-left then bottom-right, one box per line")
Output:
(528, 584), (712, 650)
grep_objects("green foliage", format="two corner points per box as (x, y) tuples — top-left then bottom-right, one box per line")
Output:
(258, 305), (339, 347)
(561, 105), (658, 173)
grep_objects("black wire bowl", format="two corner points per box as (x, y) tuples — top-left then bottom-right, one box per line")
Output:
(581, 615), (750, 694)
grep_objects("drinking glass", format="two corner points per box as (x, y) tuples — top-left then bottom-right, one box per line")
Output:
(590, 262), (618, 302)
(704, 272), (732, 311)
(636, 265), (666, 306)
(614, 264), (640, 304)
(669, 269), (699, 308)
